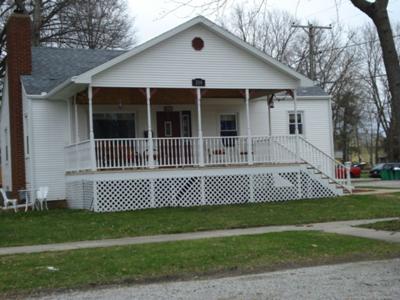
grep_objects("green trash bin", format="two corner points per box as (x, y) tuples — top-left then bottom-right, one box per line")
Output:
(381, 169), (392, 180)
(394, 168), (400, 180)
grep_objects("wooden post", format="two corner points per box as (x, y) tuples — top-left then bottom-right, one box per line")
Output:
(196, 88), (205, 167)
(146, 88), (155, 169)
(245, 89), (253, 165)
(88, 85), (96, 171)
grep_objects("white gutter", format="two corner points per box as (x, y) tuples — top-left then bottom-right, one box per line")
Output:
(26, 78), (73, 99)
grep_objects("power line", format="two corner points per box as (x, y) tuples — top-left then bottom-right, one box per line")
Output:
(324, 74), (387, 84)
(318, 34), (400, 53)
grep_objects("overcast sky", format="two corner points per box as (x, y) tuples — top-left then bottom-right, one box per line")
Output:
(127, 0), (400, 43)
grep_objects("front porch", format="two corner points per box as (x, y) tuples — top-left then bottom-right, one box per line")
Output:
(63, 87), (350, 212)
(65, 87), (298, 171)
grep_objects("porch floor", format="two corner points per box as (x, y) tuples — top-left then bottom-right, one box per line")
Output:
(66, 162), (306, 176)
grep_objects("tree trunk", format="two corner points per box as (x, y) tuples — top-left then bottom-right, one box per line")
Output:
(32, 0), (42, 46)
(351, 0), (400, 160)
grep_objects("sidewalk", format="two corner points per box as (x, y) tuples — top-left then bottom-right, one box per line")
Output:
(1, 218), (399, 256)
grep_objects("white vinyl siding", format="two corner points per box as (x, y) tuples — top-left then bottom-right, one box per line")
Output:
(31, 99), (68, 200)
(93, 25), (298, 89)
(270, 98), (333, 156)
(0, 74), (12, 191)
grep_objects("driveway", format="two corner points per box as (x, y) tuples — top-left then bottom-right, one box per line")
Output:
(34, 258), (400, 300)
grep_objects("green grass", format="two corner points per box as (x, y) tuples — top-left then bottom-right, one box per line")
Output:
(1, 231), (400, 296)
(360, 171), (370, 179)
(1, 193), (400, 247)
(359, 219), (400, 232)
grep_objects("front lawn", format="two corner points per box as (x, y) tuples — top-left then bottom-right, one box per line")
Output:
(1, 193), (400, 247)
(359, 219), (400, 232)
(1, 231), (400, 296)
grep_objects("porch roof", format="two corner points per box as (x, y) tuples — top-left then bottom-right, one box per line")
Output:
(74, 87), (327, 105)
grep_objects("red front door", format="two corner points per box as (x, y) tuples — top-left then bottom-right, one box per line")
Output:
(157, 112), (182, 165)
(157, 111), (181, 138)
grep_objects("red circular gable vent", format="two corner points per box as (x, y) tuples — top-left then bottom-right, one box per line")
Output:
(192, 37), (204, 51)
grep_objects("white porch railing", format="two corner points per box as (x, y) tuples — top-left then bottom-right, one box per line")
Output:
(95, 138), (148, 169)
(65, 140), (92, 172)
(154, 137), (199, 167)
(65, 135), (351, 190)
(204, 136), (248, 165)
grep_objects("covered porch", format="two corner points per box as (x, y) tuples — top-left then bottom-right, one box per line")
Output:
(64, 86), (300, 171)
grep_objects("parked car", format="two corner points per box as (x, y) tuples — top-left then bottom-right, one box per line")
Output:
(336, 164), (362, 179)
(370, 163), (400, 178)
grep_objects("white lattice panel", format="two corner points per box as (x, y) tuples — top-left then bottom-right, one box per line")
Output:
(154, 177), (203, 208)
(95, 179), (152, 212)
(66, 165), (341, 212)
(205, 175), (250, 205)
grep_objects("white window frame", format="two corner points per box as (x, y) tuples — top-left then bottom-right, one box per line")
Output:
(219, 113), (239, 137)
(288, 111), (304, 135)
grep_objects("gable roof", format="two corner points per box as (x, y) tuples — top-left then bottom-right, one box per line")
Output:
(22, 47), (126, 95)
(73, 16), (313, 86)
(21, 16), (327, 97)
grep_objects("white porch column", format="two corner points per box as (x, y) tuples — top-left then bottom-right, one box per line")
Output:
(196, 88), (205, 167)
(74, 95), (79, 143)
(67, 98), (72, 144)
(88, 85), (96, 171)
(146, 88), (155, 169)
(293, 89), (300, 162)
(245, 89), (253, 165)
(268, 96), (272, 136)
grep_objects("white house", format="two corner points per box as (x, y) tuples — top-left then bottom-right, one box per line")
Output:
(0, 12), (351, 212)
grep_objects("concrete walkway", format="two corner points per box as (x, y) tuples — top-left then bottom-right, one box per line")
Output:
(1, 218), (399, 256)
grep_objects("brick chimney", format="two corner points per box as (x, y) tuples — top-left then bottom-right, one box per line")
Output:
(6, 11), (32, 196)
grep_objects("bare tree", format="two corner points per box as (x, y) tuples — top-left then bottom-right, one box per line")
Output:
(55, 0), (135, 49)
(350, 0), (400, 160)
(0, 0), (137, 96)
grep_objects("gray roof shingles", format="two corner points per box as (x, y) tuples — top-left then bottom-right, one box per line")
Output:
(21, 47), (329, 97)
(22, 47), (126, 95)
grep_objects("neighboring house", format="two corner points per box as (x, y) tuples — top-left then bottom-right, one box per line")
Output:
(0, 11), (351, 212)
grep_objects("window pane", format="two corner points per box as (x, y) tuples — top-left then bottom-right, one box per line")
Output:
(289, 124), (296, 134)
(94, 113), (135, 139)
(298, 124), (303, 134)
(289, 113), (296, 123)
(220, 114), (237, 131)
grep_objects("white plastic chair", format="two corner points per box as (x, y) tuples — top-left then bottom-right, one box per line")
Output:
(36, 186), (49, 210)
(0, 188), (17, 212)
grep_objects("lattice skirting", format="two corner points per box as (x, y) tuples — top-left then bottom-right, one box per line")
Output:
(65, 165), (342, 212)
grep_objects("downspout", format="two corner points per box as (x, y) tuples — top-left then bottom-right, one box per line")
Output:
(27, 96), (36, 203)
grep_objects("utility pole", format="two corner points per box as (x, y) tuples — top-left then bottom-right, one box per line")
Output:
(291, 23), (332, 81)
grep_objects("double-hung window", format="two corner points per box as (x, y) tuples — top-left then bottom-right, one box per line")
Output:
(220, 114), (238, 137)
(288, 112), (304, 135)
(220, 114), (238, 147)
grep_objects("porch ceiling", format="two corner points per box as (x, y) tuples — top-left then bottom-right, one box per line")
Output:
(75, 87), (284, 105)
